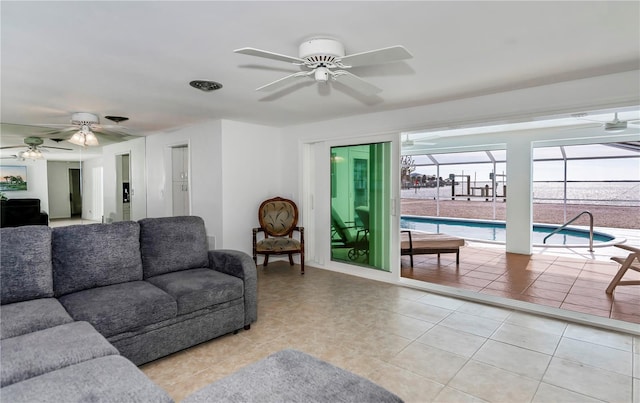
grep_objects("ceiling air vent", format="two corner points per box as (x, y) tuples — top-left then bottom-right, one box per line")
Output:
(190, 80), (223, 92)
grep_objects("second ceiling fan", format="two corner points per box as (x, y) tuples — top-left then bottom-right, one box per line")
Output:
(234, 37), (412, 96)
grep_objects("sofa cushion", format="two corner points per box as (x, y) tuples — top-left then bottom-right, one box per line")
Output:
(139, 216), (209, 278)
(0, 298), (73, 340)
(58, 281), (177, 338)
(52, 221), (143, 296)
(0, 226), (53, 304)
(146, 268), (244, 315)
(0, 321), (118, 387)
(0, 355), (173, 403)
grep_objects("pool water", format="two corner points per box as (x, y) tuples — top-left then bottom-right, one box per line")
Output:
(400, 216), (615, 246)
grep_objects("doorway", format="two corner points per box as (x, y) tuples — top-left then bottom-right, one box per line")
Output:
(115, 153), (131, 221)
(68, 168), (82, 216)
(171, 145), (190, 216)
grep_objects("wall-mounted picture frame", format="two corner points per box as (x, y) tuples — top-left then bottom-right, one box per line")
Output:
(0, 165), (28, 191)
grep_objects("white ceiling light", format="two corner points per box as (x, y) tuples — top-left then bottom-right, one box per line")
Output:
(20, 148), (43, 160)
(68, 124), (99, 147)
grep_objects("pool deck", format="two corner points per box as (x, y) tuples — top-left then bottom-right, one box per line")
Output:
(401, 225), (640, 325)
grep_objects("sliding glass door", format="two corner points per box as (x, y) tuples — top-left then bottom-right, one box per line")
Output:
(330, 142), (392, 271)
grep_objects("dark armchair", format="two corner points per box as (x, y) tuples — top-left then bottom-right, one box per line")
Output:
(0, 198), (49, 228)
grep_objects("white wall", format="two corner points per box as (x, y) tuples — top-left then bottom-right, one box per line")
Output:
(101, 137), (147, 222)
(144, 119), (284, 256)
(145, 120), (224, 245)
(82, 157), (104, 222)
(1, 159), (49, 213)
(220, 120), (284, 254)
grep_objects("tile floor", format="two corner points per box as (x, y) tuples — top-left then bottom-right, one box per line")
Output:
(141, 261), (640, 403)
(401, 242), (640, 324)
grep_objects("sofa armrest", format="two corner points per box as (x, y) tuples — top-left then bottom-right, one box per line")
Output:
(208, 250), (257, 326)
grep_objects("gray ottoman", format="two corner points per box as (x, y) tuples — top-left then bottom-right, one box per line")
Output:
(183, 349), (403, 403)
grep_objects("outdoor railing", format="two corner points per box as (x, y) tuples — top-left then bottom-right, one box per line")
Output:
(543, 210), (594, 251)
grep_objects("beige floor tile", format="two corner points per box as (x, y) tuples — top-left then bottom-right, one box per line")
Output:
(418, 293), (468, 310)
(389, 342), (468, 384)
(555, 337), (633, 376)
(456, 301), (513, 322)
(386, 298), (454, 324)
(532, 382), (604, 403)
(369, 311), (436, 340)
(439, 311), (502, 337)
(472, 339), (551, 380)
(564, 323), (634, 352)
(146, 264), (639, 402)
(432, 387), (488, 403)
(448, 360), (539, 402)
(368, 361), (444, 403)
(416, 324), (487, 357)
(504, 311), (568, 336)
(491, 323), (561, 354)
(543, 357), (633, 402)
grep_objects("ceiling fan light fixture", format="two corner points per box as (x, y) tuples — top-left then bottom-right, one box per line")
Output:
(68, 131), (86, 146)
(67, 124), (100, 147)
(21, 149), (43, 160)
(84, 131), (99, 146)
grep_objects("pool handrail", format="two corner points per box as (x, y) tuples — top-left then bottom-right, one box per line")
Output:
(543, 210), (594, 251)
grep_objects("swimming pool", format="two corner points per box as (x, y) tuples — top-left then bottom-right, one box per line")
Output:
(400, 216), (620, 247)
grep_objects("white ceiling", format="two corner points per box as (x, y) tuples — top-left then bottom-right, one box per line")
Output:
(1, 1), (639, 159)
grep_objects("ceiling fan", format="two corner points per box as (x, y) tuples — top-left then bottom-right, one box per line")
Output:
(1, 112), (135, 147)
(576, 112), (640, 133)
(401, 133), (436, 147)
(234, 37), (412, 96)
(0, 136), (72, 160)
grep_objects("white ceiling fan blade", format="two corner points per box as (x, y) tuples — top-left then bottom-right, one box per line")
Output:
(256, 71), (313, 92)
(338, 45), (413, 67)
(332, 70), (382, 96)
(234, 47), (305, 64)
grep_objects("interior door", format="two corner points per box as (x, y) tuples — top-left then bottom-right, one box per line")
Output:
(68, 168), (82, 216)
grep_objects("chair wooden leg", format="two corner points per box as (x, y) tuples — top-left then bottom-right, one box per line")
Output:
(301, 252), (305, 275)
(288, 253), (294, 266)
(263, 255), (269, 267)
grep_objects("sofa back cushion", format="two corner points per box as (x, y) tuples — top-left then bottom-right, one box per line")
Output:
(1, 226), (53, 304)
(52, 222), (143, 296)
(139, 216), (209, 278)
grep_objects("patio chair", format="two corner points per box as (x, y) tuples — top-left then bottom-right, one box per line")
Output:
(331, 207), (369, 260)
(400, 230), (465, 266)
(253, 197), (304, 274)
(606, 244), (640, 294)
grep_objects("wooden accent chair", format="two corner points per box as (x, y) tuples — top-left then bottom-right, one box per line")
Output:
(253, 197), (305, 274)
(606, 244), (640, 294)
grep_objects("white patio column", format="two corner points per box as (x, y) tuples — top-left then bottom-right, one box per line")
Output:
(505, 138), (533, 255)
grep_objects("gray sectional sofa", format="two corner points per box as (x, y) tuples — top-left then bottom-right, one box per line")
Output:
(0, 216), (257, 402)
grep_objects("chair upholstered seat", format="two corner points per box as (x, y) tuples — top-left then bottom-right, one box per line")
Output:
(253, 197), (305, 274)
(256, 237), (301, 252)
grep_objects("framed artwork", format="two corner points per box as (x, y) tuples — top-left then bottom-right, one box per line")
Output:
(0, 165), (28, 191)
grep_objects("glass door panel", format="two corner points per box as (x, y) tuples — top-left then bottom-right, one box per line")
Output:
(330, 142), (391, 271)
